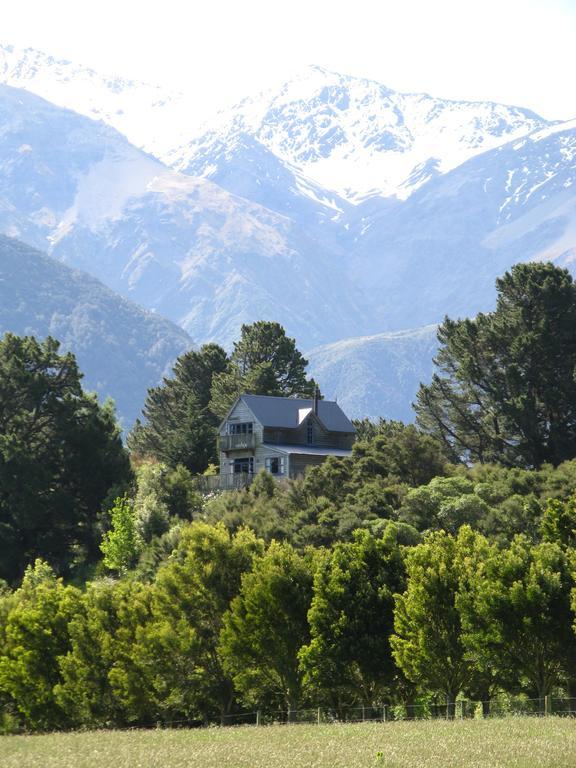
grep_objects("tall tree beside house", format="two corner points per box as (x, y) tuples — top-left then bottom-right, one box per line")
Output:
(210, 321), (318, 418)
(0, 333), (131, 585)
(128, 343), (228, 473)
(415, 262), (576, 468)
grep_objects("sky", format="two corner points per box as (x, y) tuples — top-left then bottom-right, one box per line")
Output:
(3, 0), (576, 121)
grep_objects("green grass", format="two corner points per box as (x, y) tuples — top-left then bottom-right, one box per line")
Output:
(2, 717), (575, 768)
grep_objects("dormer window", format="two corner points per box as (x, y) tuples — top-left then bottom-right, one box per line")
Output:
(307, 420), (314, 444)
(228, 422), (253, 435)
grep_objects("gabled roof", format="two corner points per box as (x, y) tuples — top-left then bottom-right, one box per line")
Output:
(239, 394), (355, 433)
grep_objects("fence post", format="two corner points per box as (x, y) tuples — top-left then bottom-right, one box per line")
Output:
(545, 696), (552, 717)
(256, 710), (261, 727)
(382, 704), (387, 722)
(362, 705), (365, 722)
(317, 707), (321, 725)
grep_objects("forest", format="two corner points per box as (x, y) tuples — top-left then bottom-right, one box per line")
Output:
(3, 262), (576, 731)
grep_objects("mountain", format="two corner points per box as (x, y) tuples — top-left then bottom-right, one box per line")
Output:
(0, 42), (190, 157)
(350, 117), (576, 331)
(171, 65), (550, 203)
(0, 83), (366, 349)
(306, 325), (438, 422)
(0, 235), (192, 428)
(2, 49), (576, 423)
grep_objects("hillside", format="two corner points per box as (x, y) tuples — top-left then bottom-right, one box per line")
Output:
(0, 235), (191, 428)
(306, 325), (438, 422)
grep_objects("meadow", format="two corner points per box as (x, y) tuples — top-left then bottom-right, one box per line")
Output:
(2, 717), (575, 768)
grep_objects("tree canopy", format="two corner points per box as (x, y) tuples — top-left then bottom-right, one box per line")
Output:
(0, 334), (131, 584)
(128, 343), (228, 473)
(415, 262), (576, 468)
(210, 321), (317, 418)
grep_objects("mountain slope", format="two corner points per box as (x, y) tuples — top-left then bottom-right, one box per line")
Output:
(0, 42), (189, 157)
(307, 325), (438, 422)
(172, 65), (551, 203)
(0, 235), (192, 428)
(350, 117), (576, 331)
(0, 83), (367, 348)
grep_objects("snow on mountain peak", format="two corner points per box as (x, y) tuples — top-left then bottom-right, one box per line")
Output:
(172, 64), (552, 202)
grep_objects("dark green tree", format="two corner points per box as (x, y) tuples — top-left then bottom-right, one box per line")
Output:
(299, 527), (406, 709)
(219, 541), (316, 718)
(0, 334), (131, 583)
(416, 262), (576, 468)
(128, 343), (228, 473)
(210, 321), (317, 418)
(460, 535), (576, 701)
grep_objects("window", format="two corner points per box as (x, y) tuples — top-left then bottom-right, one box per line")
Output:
(233, 457), (254, 474)
(307, 420), (314, 444)
(265, 456), (285, 475)
(228, 422), (253, 435)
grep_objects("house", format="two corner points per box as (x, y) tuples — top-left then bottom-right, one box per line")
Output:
(215, 392), (356, 489)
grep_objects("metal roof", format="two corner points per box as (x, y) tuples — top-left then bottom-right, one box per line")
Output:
(240, 394), (355, 433)
(261, 443), (353, 457)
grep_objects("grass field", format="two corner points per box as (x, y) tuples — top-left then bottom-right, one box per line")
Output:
(2, 717), (575, 768)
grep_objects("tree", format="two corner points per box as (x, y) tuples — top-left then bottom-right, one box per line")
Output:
(219, 541), (315, 718)
(299, 528), (406, 709)
(100, 497), (142, 574)
(56, 579), (155, 727)
(0, 561), (81, 730)
(0, 334), (131, 583)
(210, 321), (317, 418)
(459, 536), (576, 701)
(391, 529), (484, 716)
(350, 421), (450, 488)
(128, 343), (228, 473)
(134, 523), (264, 723)
(541, 494), (576, 548)
(416, 262), (576, 468)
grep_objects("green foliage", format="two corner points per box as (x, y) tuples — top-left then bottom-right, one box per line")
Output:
(128, 343), (228, 473)
(136, 523), (264, 722)
(416, 262), (576, 468)
(541, 495), (576, 548)
(219, 541), (315, 714)
(459, 536), (576, 698)
(209, 321), (317, 418)
(300, 527), (406, 707)
(391, 529), (483, 711)
(0, 333), (131, 584)
(0, 560), (81, 730)
(100, 497), (142, 574)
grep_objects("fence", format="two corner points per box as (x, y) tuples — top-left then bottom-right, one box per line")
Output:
(216, 696), (576, 727)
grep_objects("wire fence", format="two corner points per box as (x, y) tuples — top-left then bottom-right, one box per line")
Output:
(6, 697), (576, 736)
(216, 696), (576, 727)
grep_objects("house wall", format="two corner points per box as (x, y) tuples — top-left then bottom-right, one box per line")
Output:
(289, 454), (328, 478)
(263, 416), (354, 449)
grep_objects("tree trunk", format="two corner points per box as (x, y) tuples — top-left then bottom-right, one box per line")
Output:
(446, 692), (456, 720)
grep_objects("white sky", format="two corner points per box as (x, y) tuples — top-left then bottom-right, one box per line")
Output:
(3, 0), (576, 121)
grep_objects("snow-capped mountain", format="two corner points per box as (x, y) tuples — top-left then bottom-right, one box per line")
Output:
(0, 83), (366, 348)
(2, 45), (576, 421)
(349, 116), (576, 331)
(0, 43), (193, 157)
(172, 65), (551, 202)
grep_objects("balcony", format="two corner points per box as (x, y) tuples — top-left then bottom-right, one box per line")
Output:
(220, 433), (256, 452)
(193, 473), (254, 493)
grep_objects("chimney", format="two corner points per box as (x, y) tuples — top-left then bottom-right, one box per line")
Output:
(313, 385), (319, 416)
